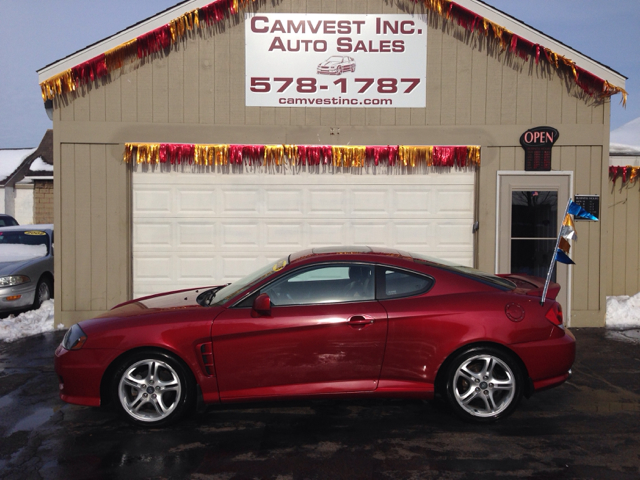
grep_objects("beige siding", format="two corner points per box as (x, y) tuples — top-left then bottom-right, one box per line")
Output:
(52, 0), (612, 326)
(606, 180), (640, 297)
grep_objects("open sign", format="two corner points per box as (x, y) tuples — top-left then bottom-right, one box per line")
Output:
(520, 127), (559, 147)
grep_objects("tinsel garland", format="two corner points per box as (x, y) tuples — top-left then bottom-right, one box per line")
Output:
(610, 165), (640, 186)
(40, 0), (626, 105)
(124, 143), (481, 169)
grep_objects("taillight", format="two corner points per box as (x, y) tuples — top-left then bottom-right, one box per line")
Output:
(545, 302), (564, 328)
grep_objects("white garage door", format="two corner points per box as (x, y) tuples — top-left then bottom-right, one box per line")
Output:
(132, 171), (475, 298)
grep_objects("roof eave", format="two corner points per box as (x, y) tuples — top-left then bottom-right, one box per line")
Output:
(37, 0), (626, 88)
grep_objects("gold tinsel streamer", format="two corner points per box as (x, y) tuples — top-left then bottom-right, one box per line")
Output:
(40, 69), (75, 101)
(332, 146), (366, 167)
(104, 39), (138, 71)
(264, 145), (284, 166)
(467, 146), (481, 166)
(398, 146), (433, 167)
(283, 145), (298, 165)
(124, 143), (482, 168)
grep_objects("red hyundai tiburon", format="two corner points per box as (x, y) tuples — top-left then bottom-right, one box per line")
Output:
(55, 246), (574, 426)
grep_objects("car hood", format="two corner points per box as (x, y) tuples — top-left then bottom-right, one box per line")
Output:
(0, 258), (42, 275)
(95, 286), (220, 319)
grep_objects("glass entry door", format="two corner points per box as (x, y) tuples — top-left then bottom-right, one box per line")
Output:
(498, 174), (571, 311)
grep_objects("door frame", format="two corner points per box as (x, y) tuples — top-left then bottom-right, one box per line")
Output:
(495, 171), (574, 325)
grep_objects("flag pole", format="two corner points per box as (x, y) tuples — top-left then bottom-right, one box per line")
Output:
(541, 198), (572, 305)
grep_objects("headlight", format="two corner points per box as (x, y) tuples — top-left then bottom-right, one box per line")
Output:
(62, 324), (87, 350)
(0, 275), (30, 287)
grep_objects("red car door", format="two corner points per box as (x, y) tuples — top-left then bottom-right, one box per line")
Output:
(211, 264), (388, 400)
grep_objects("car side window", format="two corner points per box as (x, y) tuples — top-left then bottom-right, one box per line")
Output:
(376, 267), (433, 300)
(261, 264), (375, 306)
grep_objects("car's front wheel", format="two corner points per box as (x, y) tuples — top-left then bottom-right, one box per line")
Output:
(33, 277), (52, 309)
(444, 347), (523, 423)
(111, 351), (194, 427)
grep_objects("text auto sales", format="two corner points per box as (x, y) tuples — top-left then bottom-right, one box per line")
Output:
(250, 16), (423, 53)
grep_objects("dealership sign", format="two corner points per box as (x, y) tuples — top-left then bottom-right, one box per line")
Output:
(245, 14), (427, 108)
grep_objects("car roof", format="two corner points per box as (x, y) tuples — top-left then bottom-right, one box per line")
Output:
(288, 246), (414, 264)
(0, 224), (53, 233)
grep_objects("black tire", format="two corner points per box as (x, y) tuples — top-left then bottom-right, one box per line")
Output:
(110, 351), (195, 427)
(33, 276), (52, 309)
(444, 346), (523, 423)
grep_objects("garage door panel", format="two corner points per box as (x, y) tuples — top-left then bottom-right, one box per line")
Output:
(133, 172), (475, 298)
(395, 190), (432, 214)
(308, 222), (347, 246)
(134, 187), (172, 214)
(394, 223), (434, 249)
(352, 222), (392, 246)
(352, 190), (390, 214)
(221, 256), (266, 281)
(134, 223), (173, 248)
(309, 190), (348, 214)
(435, 188), (475, 216)
(135, 255), (173, 281)
(178, 223), (215, 246)
(265, 223), (304, 248)
(177, 189), (217, 214)
(266, 190), (305, 214)
(179, 257), (217, 282)
(221, 222), (260, 247)
(222, 189), (260, 214)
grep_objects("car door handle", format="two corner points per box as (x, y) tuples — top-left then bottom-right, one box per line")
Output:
(348, 315), (374, 326)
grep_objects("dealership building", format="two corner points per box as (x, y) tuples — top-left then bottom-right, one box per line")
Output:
(38, 0), (630, 327)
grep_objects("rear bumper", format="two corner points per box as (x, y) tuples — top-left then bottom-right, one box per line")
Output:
(510, 328), (575, 393)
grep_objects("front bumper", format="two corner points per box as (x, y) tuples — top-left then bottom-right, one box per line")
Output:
(0, 283), (36, 312)
(54, 344), (121, 407)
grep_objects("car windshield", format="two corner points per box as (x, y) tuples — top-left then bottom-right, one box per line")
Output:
(327, 56), (343, 62)
(0, 230), (50, 261)
(208, 257), (289, 306)
(412, 254), (516, 290)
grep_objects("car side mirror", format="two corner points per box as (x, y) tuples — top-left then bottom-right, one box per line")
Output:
(252, 293), (271, 317)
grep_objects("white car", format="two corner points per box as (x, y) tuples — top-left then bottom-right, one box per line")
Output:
(0, 224), (53, 313)
(317, 56), (356, 75)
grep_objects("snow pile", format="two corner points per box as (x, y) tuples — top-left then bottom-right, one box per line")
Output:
(610, 117), (640, 149)
(606, 293), (640, 328)
(29, 157), (53, 172)
(0, 300), (64, 343)
(0, 244), (47, 262)
(0, 148), (36, 183)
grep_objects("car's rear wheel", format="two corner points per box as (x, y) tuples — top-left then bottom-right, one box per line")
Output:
(33, 277), (52, 309)
(111, 351), (194, 427)
(444, 347), (523, 423)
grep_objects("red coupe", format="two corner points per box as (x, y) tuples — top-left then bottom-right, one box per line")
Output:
(55, 246), (574, 426)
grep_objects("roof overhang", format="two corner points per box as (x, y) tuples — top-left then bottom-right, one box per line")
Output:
(37, 0), (625, 89)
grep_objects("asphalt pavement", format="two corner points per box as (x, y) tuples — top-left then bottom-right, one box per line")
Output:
(0, 328), (639, 480)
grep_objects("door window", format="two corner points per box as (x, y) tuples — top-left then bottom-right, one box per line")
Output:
(510, 191), (557, 280)
(262, 264), (375, 306)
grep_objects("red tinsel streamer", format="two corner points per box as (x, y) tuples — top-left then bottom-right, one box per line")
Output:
(575, 66), (606, 98)
(321, 146), (332, 165)
(229, 144), (243, 164)
(450, 3), (480, 32)
(137, 25), (172, 58)
(199, 1), (228, 25)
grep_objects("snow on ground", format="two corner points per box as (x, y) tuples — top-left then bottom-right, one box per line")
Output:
(606, 293), (640, 328)
(0, 300), (64, 343)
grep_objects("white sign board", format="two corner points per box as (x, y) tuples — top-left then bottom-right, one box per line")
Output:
(245, 14), (427, 108)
